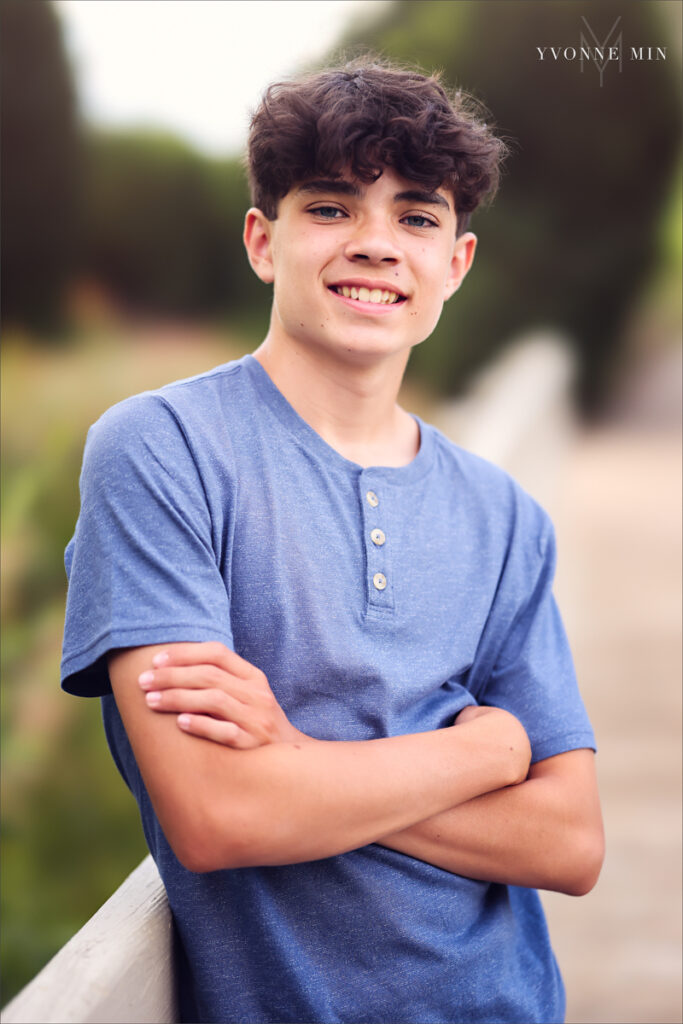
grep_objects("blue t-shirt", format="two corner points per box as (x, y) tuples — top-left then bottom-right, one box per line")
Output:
(62, 354), (595, 1024)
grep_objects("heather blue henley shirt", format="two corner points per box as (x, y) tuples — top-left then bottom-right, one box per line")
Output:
(62, 354), (595, 1023)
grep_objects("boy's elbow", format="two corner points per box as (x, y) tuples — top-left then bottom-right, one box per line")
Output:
(167, 797), (284, 874)
(173, 831), (239, 874)
(569, 836), (605, 897)
(167, 824), (235, 874)
(557, 823), (605, 897)
(174, 844), (220, 875)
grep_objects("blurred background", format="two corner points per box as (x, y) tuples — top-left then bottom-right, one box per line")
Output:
(1, 1), (680, 1019)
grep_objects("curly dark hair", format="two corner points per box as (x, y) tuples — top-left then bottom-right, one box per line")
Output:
(246, 56), (507, 236)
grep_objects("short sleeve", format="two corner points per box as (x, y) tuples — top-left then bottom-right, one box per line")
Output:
(61, 394), (234, 697)
(476, 510), (596, 764)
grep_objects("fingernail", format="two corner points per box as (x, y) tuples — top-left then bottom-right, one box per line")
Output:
(145, 691), (161, 707)
(138, 672), (155, 688)
(178, 714), (191, 729)
(153, 653), (170, 667)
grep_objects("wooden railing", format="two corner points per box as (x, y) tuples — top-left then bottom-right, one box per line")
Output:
(1, 331), (575, 1024)
(1, 857), (178, 1023)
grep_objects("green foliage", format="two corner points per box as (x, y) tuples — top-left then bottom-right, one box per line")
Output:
(0, 0), (81, 330)
(0, 338), (142, 1003)
(339, 0), (682, 410)
(1, 330), (249, 1005)
(83, 131), (265, 318)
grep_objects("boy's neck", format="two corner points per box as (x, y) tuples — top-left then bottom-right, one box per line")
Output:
(252, 335), (420, 469)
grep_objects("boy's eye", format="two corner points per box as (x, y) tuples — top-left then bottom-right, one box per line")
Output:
(402, 213), (438, 229)
(310, 205), (346, 219)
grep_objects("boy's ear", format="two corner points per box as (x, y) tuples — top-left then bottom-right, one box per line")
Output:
(243, 208), (275, 284)
(444, 232), (477, 302)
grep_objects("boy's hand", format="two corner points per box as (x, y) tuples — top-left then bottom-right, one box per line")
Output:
(455, 704), (531, 784)
(455, 705), (493, 725)
(137, 641), (307, 749)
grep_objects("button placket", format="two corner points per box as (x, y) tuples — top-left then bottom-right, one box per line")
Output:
(361, 476), (393, 611)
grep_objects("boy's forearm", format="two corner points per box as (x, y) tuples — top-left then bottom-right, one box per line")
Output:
(141, 714), (529, 873)
(378, 748), (604, 896)
(197, 720), (529, 871)
(109, 646), (530, 873)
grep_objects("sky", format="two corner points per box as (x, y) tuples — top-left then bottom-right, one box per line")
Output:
(56, 0), (392, 156)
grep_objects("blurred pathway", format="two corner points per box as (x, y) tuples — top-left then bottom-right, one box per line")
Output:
(542, 358), (682, 1023)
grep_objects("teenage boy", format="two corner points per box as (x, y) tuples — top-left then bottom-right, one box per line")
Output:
(62, 59), (604, 1023)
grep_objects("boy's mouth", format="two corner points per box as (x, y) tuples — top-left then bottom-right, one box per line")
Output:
(329, 285), (405, 305)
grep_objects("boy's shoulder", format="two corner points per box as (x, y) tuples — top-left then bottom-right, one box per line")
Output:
(428, 418), (550, 509)
(423, 419), (555, 561)
(86, 356), (553, 553)
(85, 356), (256, 456)
(94, 356), (248, 427)
(79, 357), (257, 491)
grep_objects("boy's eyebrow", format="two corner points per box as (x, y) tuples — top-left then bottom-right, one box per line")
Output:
(296, 180), (362, 198)
(296, 180), (451, 211)
(394, 189), (451, 211)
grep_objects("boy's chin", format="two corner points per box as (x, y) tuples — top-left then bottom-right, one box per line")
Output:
(319, 338), (420, 368)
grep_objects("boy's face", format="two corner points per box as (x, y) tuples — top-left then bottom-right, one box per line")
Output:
(244, 167), (476, 369)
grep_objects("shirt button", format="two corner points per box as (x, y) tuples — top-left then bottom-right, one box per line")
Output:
(366, 490), (379, 508)
(373, 572), (387, 591)
(371, 528), (386, 546)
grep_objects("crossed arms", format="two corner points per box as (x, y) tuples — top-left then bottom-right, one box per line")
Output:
(108, 642), (604, 894)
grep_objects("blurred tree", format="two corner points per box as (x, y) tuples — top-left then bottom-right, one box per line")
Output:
(82, 131), (267, 322)
(1, 0), (81, 330)
(339, 0), (681, 411)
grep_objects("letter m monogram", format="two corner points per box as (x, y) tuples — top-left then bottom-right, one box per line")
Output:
(580, 15), (622, 86)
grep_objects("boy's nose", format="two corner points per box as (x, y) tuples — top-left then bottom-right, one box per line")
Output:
(343, 221), (402, 264)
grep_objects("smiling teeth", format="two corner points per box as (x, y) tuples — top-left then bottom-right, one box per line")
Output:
(338, 286), (401, 304)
